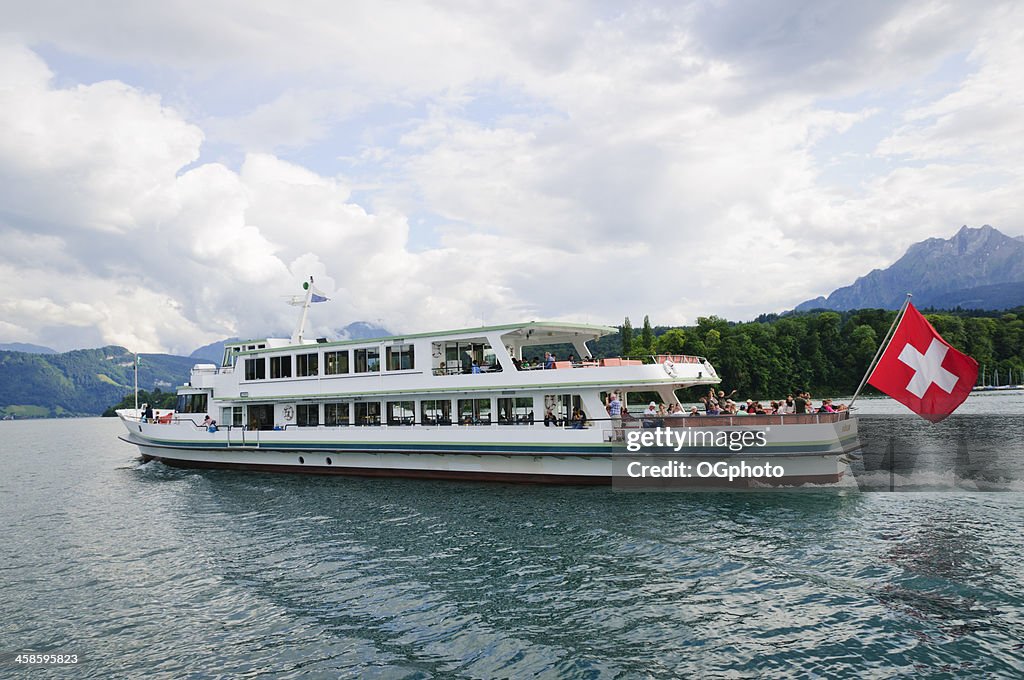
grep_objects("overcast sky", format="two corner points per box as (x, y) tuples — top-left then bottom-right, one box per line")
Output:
(1, 1), (1021, 353)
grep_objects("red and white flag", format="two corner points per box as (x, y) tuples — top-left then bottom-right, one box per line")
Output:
(867, 302), (978, 423)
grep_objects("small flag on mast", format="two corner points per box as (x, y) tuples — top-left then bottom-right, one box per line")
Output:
(309, 281), (328, 302)
(286, 278), (330, 305)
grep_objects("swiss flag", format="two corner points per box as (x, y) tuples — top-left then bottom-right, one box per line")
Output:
(867, 303), (978, 423)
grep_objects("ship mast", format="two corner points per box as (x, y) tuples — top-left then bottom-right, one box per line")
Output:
(291, 276), (316, 345)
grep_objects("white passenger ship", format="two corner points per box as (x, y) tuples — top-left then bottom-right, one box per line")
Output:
(118, 286), (860, 485)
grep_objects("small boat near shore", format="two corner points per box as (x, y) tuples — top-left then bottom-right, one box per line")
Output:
(117, 285), (860, 486)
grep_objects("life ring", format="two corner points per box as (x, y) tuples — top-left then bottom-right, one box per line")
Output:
(283, 406), (294, 421)
(663, 359), (677, 377)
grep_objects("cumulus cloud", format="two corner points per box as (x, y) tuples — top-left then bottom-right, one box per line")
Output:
(0, 1), (1022, 353)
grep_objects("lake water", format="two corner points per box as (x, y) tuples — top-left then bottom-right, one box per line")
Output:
(2, 395), (1023, 678)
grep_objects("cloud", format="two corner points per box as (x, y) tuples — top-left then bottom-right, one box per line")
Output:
(0, 2), (1022, 354)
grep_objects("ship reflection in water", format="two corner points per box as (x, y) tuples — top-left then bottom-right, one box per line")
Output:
(853, 414), (1024, 491)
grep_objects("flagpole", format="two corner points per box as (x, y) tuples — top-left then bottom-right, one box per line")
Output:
(134, 351), (139, 416)
(849, 293), (912, 408)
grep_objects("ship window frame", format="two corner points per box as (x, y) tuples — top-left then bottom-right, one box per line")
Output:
(269, 355), (292, 379)
(324, 350), (349, 375)
(176, 393), (208, 414)
(420, 399), (452, 426)
(354, 347), (380, 373)
(244, 357), (266, 381)
(386, 400), (415, 425)
(355, 401), (381, 426)
(296, 352), (319, 377)
(220, 406), (243, 426)
(386, 344), (415, 371)
(324, 402), (350, 426)
(296, 403), (320, 427)
(497, 397), (534, 425)
(457, 398), (491, 425)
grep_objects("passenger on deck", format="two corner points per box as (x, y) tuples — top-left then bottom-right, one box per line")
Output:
(142, 403), (153, 423)
(471, 360), (481, 374)
(545, 352), (555, 369)
(544, 407), (557, 427)
(794, 392), (808, 414)
(606, 391), (622, 431)
(570, 408), (585, 429)
(641, 401), (659, 428)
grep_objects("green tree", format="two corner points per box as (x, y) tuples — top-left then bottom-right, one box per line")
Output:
(640, 315), (655, 356)
(656, 329), (687, 355)
(621, 317), (633, 357)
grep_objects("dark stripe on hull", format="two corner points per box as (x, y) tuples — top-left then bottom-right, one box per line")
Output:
(142, 454), (843, 487)
(146, 454), (606, 485)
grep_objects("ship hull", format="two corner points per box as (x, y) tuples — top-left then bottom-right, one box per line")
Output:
(121, 414), (859, 487)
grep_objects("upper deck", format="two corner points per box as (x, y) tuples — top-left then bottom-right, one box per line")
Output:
(185, 321), (719, 400)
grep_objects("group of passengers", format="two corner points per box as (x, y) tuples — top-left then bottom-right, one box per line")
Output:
(140, 403), (172, 424)
(614, 387), (848, 423)
(542, 405), (588, 428)
(698, 389), (847, 416)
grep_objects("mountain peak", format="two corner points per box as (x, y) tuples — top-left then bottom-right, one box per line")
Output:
(794, 225), (1024, 312)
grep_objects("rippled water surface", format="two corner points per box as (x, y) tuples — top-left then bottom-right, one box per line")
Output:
(2, 414), (1024, 678)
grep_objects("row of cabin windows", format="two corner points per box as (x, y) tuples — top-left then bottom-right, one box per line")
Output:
(218, 397), (542, 427)
(242, 345), (414, 381)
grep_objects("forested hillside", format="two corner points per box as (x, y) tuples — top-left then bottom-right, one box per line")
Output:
(0, 347), (195, 417)
(594, 309), (1024, 400)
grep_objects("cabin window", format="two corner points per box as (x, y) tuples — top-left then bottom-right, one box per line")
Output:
(296, 404), (319, 426)
(220, 406), (243, 426)
(457, 398), (491, 425)
(324, 350), (349, 375)
(247, 404), (274, 430)
(244, 357), (265, 381)
(176, 393), (208, 414)
(325, 402), (350, 426)
(386, 401), (415, 425)
(498, 397), (534, 425)
(435, 340), (500, 374)
(270, 355), (292, 379)
(421, 399), (451, 425)
(386, 344), (415, 371)
(543, 394), (584, 425)
(296, 353), (319, 377)
(354, 347), (380, 373)
(355, 402), (381, 426)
